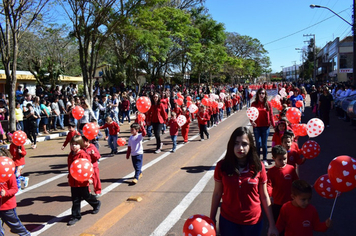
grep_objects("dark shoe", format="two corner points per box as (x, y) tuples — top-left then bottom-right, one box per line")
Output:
(92, 201), (101, 214)
(110, 150), (114, 154)
(67, 217), (80, 226)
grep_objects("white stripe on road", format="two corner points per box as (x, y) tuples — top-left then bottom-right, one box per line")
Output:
(150, 151), (226, 236)
(30, 111), (233, 235)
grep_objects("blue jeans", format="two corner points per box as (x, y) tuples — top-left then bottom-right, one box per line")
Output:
(121, 110), (131, 123)
(253, 126), (270, 161)
(36, 118), (40, 133)
(171, 135), (177, 151)
(246, 98), (251, 108)
(93, 109), (99, 121)
(219, 214), (263, 236)
(17, 121), (24, 131)
(108, 134), (118, 152)
(147, 125), (153, 137)
(131, 154), (143, 179)
(0, 208), (31, 236)
(226, 107), (231, 117)
(59, 114), (64, 128)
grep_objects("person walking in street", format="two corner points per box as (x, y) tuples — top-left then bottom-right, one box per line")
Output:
(210, 127), (278, 236)
(318, 86), (334, 128)
(24, 103), (39, 149)
(251, 88), (275, 167)
(146, 93), (168, 154)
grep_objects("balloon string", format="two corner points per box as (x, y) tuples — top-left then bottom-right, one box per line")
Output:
(329, 193), (339, 219)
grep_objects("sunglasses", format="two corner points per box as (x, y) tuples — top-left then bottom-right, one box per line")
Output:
(259, 92), (265, 95)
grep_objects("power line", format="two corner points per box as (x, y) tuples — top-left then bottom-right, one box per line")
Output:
(264, 8), (349, 46)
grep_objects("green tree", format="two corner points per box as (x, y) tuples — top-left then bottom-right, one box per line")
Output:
(0, 0), (50, 131)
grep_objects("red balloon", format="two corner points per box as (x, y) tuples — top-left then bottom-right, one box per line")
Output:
(314, 174), (340, 199)
(117, 138), (126, 146)
(136, 96), (151, 113)
(273, 114), (280, 121)
(70, 158), (94, 182)
(204, 94), (209, 98)
(212, 101), (218, 108)
(176, 98), (183, 106)
(296, 100), (303, 108)
(72, 106), (84, 120)
(0, 156), (15, 183)
(201, 98), (209, 106)
(286, 107), (301, 124)
(328, 155), (356, 192)
(83, 122), (99, 140)
(12, 130), (27, 146)
(137, 113), (146, 122)
(186, 96), (192, 101)
(291, 123), (307, 137)
(183, 214), (216, 236)
(301, 140), (320, 159)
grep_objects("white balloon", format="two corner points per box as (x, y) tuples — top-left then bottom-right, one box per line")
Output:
(246, 107), (259, 121)
(307, 118), (325, 138)
(177, 115), (187, 127)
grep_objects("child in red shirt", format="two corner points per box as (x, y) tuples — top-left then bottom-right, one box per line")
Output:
(276, 180), (332, 236)
(268, 145), (298, 223)
(9, 137), (29, 194)
(272, 118), (290, 148)
(167, 112), (179, 152)
(224, 96), (232, 117)
(82, 136), (102, 197)
(99, 116), (120, 155)
(282, 134), (305, 170)
(61, 122), (80, 150)
(67, 135), (101, 226)
(181, 107), (191, 143)
(0, 148), (30, 235)
(197, 105), (210, 141)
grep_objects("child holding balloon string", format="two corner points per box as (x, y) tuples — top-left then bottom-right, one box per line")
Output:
(0, 148), (31, 235)
(9, 134), (29, 194)
(276, 180), (332, 235)
(67, 135), (101, 226)
(61, 122), (81, 150)
(99, 116), (120, 155)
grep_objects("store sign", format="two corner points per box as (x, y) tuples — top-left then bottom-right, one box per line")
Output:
(339, 68), (353, 73)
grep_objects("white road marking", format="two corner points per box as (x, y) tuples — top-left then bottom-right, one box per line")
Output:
(150, 151), (226, 236)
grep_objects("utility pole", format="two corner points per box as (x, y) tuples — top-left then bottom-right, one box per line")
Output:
(292, 61), (297, 82)
(304, 34), (316, 83)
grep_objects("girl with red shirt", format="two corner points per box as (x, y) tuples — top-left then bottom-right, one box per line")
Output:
(146, 93), (168, 153)
(251, 88), (275, 167)
(210, 127), (278, 236)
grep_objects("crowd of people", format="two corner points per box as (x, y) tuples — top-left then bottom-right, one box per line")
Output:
(0, 79), (354, 234)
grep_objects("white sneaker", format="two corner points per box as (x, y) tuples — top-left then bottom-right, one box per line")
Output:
(160, 143), (163, 149)
(263, 160), (269, 167)
(155, 149), (161, 154)
(24, 177), (29, 188)
(149, 137), (154, 140)
(16, 189), (23, 195)
(200, 139), (204, 142)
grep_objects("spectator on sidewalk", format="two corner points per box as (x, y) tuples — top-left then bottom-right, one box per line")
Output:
(40, 99), (50, 134)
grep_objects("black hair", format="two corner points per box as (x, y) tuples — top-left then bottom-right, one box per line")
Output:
(82, 136), (89, 142)
(291, 180), (312, 196)
(68, 122), (76, 128)
(253, 88), (270, 111)
(284, 129), (295, 137)
(272, 145), (287, 158)
(130, 123), (141, 131)
(221, 127), (261, 177)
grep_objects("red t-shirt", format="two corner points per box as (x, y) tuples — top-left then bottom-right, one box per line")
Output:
(63, 130), (81, 148)
(214, 160), (267, 225)
(232, 97), (238, 106)
(84, 144), (101, 168)
(182, 110), (191, 128)
(267, 164), (299, 205)
(0, 174), (18, 210)
(10, 143), (26, 166)
(168, 118), (179, 136)
(287, 149), (304, 167)
(147, 103), (168, 124)
(197, 111), (209, 125)
(100, 121), (120, 135)
(276, 201), (328, 236)
(224, 100), (232, 108)
(251, 101), (275, 127)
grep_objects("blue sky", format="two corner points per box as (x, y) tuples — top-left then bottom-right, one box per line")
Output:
(205, 0), (353, 72)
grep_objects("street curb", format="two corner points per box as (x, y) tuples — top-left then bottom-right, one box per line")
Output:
(1, 131), (69, 149)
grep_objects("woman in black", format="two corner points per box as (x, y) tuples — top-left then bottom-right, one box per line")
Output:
(24, 103), (39, 149)
(318, 86), (334, 127)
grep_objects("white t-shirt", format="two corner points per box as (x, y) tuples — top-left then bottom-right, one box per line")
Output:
(128, 133), (144, 156)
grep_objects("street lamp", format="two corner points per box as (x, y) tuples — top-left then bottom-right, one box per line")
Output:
(310, 4), (356, 85)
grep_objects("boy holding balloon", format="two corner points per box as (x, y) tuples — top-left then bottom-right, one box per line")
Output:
(276, 180), (332, 235)
(67, 135), (101, 226)
(99, 116), (120, 155)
